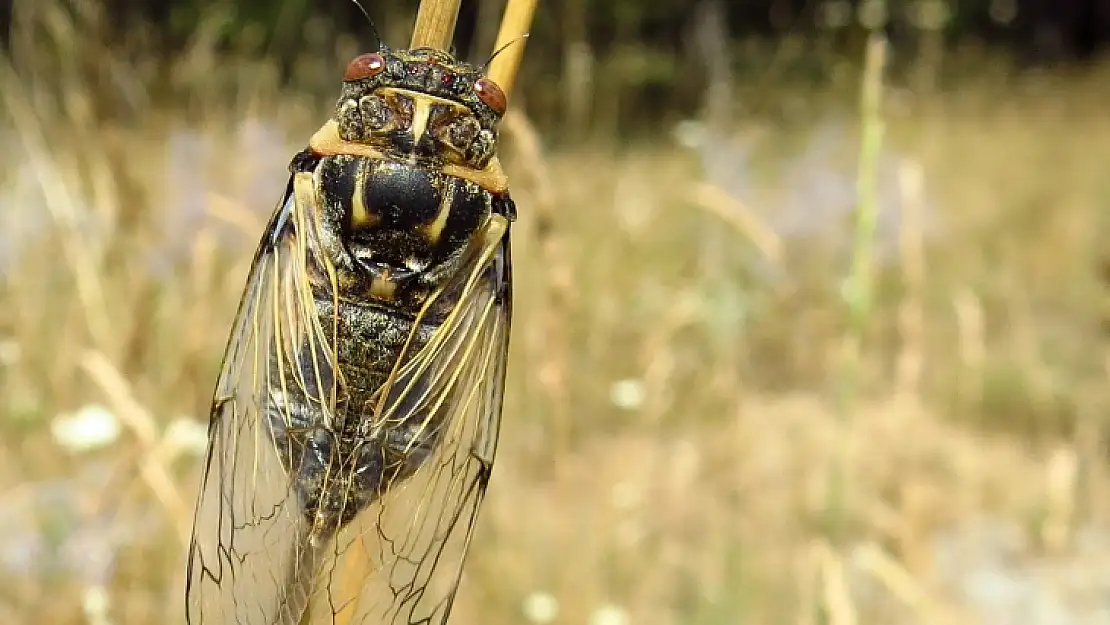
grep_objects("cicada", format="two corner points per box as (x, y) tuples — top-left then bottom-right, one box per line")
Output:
(184, 42), (516, 625)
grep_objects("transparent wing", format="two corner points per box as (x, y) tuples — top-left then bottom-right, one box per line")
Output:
(185, 170), (347, 625)
(296, 213), (513, 625)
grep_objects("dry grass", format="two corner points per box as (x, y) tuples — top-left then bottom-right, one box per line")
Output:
(1, 2), (1109, 625)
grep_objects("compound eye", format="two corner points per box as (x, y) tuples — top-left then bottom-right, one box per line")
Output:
(473, 77), (507, 116)
(344, 53), (386, 81)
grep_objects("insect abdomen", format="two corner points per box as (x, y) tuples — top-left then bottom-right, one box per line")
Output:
(265, 295), (445, 529)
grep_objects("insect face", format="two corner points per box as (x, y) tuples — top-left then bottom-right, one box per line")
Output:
(334, 46), (505, 169)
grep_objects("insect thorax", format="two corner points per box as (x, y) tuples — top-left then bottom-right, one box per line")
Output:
(309, 152), (495, 312)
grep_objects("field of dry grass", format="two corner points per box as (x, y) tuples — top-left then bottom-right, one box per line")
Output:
(1, 2), (1109, 625)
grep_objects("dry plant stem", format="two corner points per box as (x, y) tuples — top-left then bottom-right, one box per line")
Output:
(1042, 447), (1079, 553)
(80, 350), (192, 544)
(854, 542), (972, 624)
(487, 0), (539, 97)
(896, 161), (926, 397)
(692, 182), (782, 265)
(845, 37), (887, 378)
(0, 58), (111, 351)
(486, 0), (549, 444)
(408, 0), (536, 97)
(501, 109), (572, 456)
(827, 32), (887, 547)
(815, 541), (858, 625)
(899, 27), (942, 403)
(410, 0), (462, 51)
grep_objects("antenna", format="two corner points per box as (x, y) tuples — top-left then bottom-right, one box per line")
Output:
(481, 33), (529, 73)
(349, 0), (383, 48)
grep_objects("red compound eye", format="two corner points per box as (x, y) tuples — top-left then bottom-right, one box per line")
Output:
(473, 77), (507, 116)
(344, 53), (386, 81)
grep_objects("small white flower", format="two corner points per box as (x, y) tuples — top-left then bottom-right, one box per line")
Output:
(522, 591), (559, 624)
(609, 379), (645, 411)
(588, 603), (629, 625)
(83, 584), (110, 612)
(672, 120), (706, 149)
(162, 417), (210, 458)
(82, 584), (113, 625)
(51, 404), (121, 453)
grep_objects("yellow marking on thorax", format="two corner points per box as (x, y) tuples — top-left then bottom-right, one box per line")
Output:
(423, 183), (456, 244)
(350, 167), (378, 229)
(376, 87), (467, 110)
(309, 120), (509, 193)
(408, 99), (432, 144)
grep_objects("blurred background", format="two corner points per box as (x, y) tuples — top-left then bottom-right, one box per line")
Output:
(1, 0), (1109, 623)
